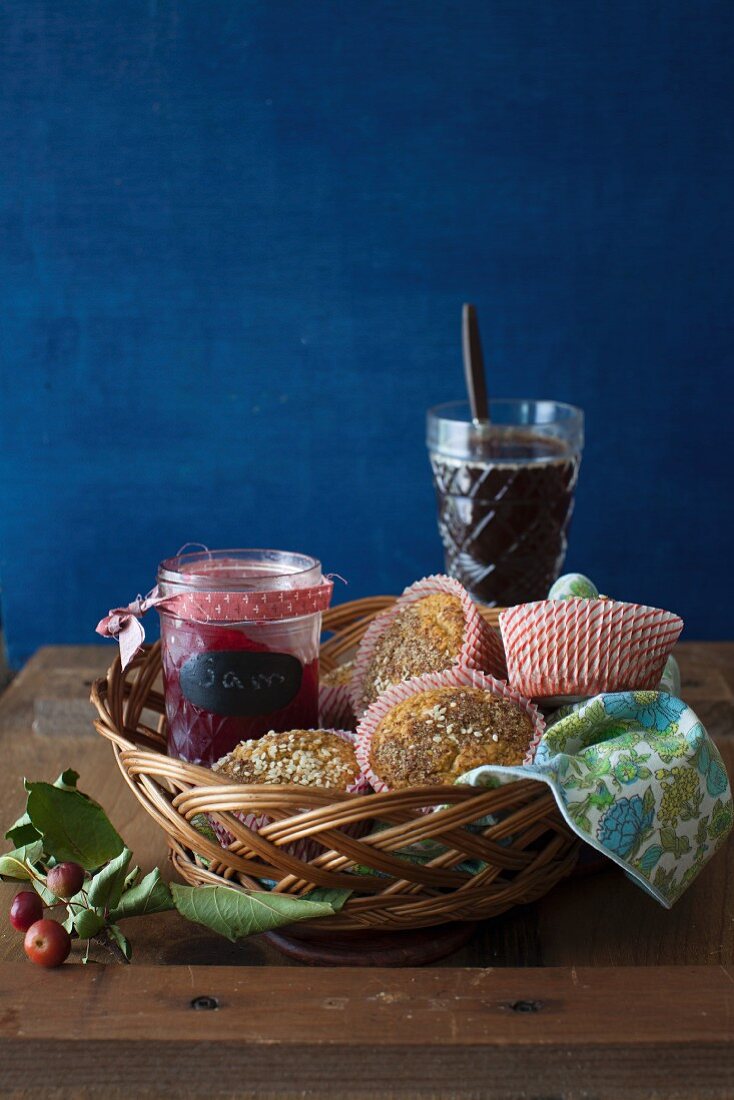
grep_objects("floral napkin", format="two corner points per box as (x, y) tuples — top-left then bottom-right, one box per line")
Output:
(461, 689), (732, 907)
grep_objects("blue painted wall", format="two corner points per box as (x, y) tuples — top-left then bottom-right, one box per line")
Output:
(1, 0), (732, 664)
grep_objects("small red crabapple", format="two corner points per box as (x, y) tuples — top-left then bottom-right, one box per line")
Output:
(24, 919), (72, 968)
(9, 890), (43, 932)
(46, 861), (85, 899)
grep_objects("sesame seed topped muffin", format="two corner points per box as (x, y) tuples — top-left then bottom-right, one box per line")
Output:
(359, 594), (466, 710)
(366, 686), (534, 789)
(212, 729), (360, 790)
(321, 659), (355, 689)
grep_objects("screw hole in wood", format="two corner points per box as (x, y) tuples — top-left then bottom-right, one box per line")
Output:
(509, 1000), (543, 1013)
(190, 995), (219, 1011)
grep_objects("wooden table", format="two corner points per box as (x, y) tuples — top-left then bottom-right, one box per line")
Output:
(1, 643), (733, 1097)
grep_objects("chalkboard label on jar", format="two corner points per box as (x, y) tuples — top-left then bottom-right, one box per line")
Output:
(179, 651), (303, 717)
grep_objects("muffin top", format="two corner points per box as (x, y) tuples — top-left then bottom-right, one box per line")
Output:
(321, 659), (355, 689)
(368, 686), (533, 789)
(360, 593), (466, 708)
(213, 729), (359, 789)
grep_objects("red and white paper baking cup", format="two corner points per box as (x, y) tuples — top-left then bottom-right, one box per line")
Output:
(209, 728), (370, 861)
(355, 666), (545, 794)
(319, 663), (357, 731)
(483, 624), (508, 681)
(350, 575), (505, 718)
(499, 598), (684, 699)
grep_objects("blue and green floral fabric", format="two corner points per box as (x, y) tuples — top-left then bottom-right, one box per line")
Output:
(460, 691), (732, 907)
(658, 654), (681, 697)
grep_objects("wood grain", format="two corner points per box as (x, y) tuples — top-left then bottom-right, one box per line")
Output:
(2, 962), (733, 1044)
(1, 964), (733, 1097)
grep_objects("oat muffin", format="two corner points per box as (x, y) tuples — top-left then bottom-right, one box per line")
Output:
(359, 594), (466, 709)
(367, 687), (533, 789)
(321, 659), (355, 689)
(213, 729), (359, 790)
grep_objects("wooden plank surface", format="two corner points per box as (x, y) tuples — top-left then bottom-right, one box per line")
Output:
(1, 963), (733, 1097)
(0, 642), (733, 970)
(4, 961), (734, 1044)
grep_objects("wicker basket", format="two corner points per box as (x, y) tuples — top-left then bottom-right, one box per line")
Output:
(90, 597), (580, 932)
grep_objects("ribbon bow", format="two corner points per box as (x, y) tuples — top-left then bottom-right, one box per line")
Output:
(96, 590), (171, 669)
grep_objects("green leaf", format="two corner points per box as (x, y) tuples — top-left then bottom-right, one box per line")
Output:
(0, 853), (31, 879)
(171, 883), (338, 942)
(190, 813), (219, 844)
(6, 823), (41, 848)
(25, 782), (124, 870)
(63, 894), (90, 929)
(5, 813), (41, 848)
(660, 827), (678, 853)
(643, 787), (656, 815)
(0, 840), (44, 880)
(74, 908), (106, 939)
(123, 866), (141, 892)
(87, 848), (132, 910)
(53, 770), (80, 791)
(675, 835), (691, 857)
(304, 887), (352, 911)
(638, 844), (663, 873)
(589, 788), (614, 809)
(110, 868), (173, 920)
(107, 924), (132, 962)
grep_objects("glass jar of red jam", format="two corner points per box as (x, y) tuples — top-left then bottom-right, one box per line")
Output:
(156, 549), (325, 765)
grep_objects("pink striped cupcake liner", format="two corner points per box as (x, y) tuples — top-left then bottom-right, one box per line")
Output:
(319, 662), (357, 731)
(350, 574), (505, 719)
(484, 624), (508, 681)
(319, 681), (356, 730)
(209, 728), (370, 862)
(355, 666), (545, 794)
(499, 598), (684, 699)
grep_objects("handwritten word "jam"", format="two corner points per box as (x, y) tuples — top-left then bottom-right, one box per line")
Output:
(201, 664), (287, 691)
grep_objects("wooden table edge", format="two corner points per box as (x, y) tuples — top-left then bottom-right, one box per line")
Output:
(2, 962), (733, 1045)
(3, 963), (733, 1097)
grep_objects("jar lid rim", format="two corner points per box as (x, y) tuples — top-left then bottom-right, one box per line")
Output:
(157, 549), (322, 592)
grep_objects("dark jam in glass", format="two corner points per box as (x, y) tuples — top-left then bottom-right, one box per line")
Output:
(157, 549), (324, 766)
(430, 429), (580, 607)
(161, 618), (319, 766)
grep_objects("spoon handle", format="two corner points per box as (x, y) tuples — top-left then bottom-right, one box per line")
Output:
(462, 303), (490, 424)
